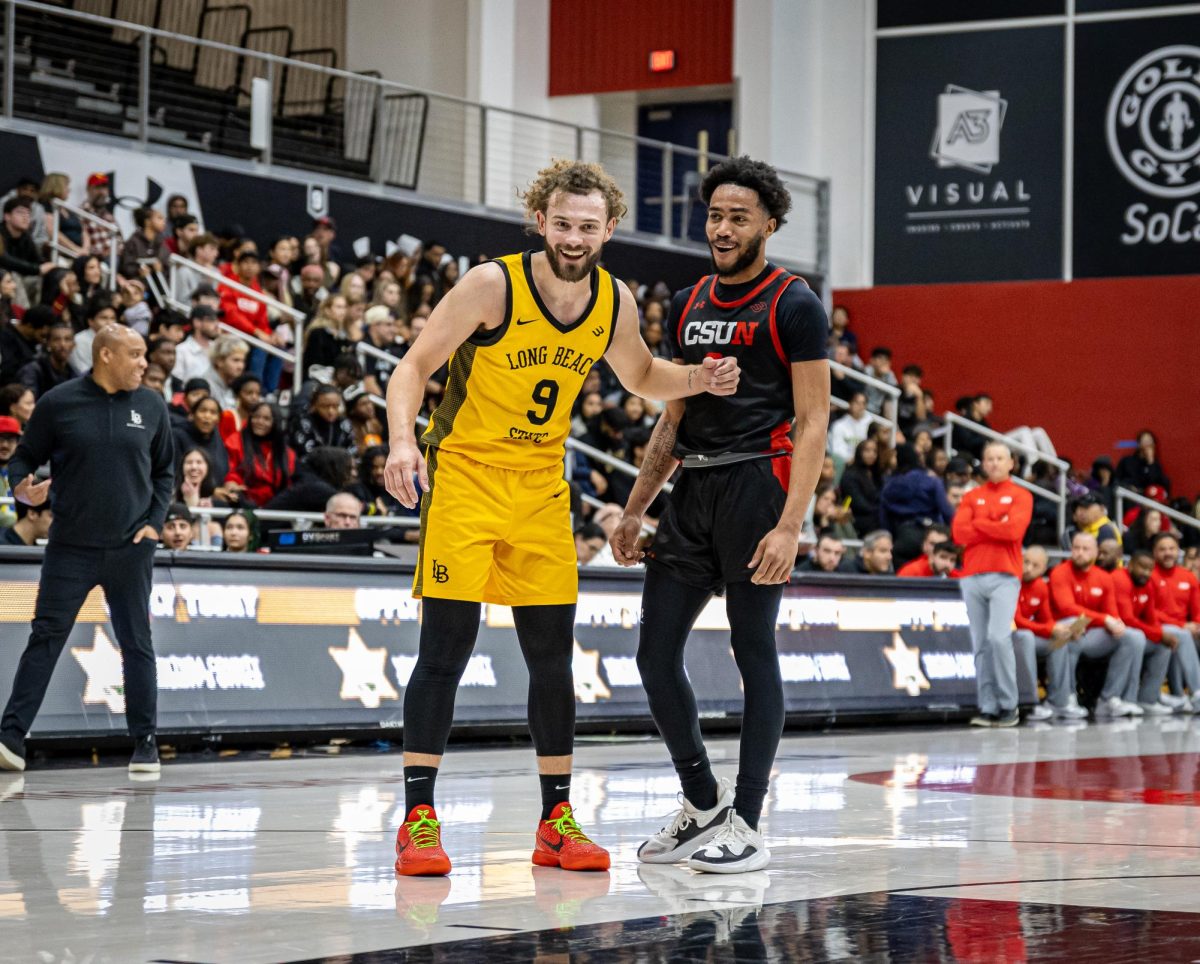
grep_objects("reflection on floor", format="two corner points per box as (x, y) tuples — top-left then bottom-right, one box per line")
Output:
(4, 721), (1200, 962)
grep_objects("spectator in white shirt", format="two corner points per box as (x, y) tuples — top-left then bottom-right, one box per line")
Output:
(828, 391), (873, 463)
(69, 294), (118, 375)
(173, 304), (224, 387)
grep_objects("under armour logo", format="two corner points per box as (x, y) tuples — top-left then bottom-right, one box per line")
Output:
(694, 300), (706, 309)
(431, 560), (449, 583)
(750, 301), (767, 313)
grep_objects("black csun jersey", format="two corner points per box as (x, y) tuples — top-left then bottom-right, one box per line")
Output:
(663, 263), (828, 458)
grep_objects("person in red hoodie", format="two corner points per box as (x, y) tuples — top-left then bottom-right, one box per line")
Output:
(223, 401), (295, 508)
(1113, 547), (1188, 713)
(1048, 532), (1148, 718)
(1012, 545), (1084, 721)
(952, 441), (1033, 727)
(220, 250), (286, 394)
(1151, 531), (1200, 708)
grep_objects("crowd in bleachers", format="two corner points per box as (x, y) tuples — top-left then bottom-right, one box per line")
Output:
(0, 169), (1198, 571)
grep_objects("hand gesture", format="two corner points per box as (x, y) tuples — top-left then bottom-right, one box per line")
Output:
(13, 474), (51, 506)
(748, 525), (799, 585)
(1104, 615), (1126, 637)
(132, 525), (159, 544)
(695, 356), (740, 396)
(610, 514), (645, 566)
(384, 439), (428, 509)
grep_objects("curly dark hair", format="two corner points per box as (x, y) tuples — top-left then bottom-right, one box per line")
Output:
(700, 156), (792, 227)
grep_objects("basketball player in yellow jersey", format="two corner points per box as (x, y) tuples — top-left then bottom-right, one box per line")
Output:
(382, 160), (740, 877)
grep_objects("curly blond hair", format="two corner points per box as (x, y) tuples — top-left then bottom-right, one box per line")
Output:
(520, 159), (627, 225)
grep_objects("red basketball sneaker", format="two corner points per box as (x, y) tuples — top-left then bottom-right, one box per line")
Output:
(532, 802), (610, 872)
(395, 805), (452, 877)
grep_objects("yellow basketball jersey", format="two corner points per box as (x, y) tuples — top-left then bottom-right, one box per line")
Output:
(422, 251), (618, 471)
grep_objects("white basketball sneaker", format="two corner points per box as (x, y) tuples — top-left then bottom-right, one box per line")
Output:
(637, 778), (734, 864)
(687, 810), (770, 874)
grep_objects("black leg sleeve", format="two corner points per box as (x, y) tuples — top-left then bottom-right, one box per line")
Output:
(512, 603), (576, 758)
(636, 567), (714, 766)
(725, 580), (786, 821)
(402, 597), (482, 756)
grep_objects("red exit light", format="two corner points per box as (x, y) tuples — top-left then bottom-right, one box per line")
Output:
(649, 49), (676, 73)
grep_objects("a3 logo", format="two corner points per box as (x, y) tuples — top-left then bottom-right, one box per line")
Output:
(930, 85), (1007, 174)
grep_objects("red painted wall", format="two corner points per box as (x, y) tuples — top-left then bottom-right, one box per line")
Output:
(548, 0), (733, 96)
(832, 277), (1200, 498)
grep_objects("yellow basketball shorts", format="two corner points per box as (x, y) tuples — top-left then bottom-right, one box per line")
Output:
(414, 447), (578, 606)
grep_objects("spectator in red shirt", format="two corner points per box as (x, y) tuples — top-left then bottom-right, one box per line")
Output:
(1152, 531), (1200, 706)
(1049, 532), (1147, 718)
(224, 402), (295, 508)
(1012, 545), (1082, 720)
(1114, 548), (1190, 713)
(953, 442), (1033, 727)
(897, 523), (956, 577)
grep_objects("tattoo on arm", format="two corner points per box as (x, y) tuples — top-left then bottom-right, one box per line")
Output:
(643, 417), (679, 478)
(687, 366), (696, 391)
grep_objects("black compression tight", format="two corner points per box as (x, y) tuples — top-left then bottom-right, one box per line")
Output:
(637, 568), (786, 814)
(403, 597), (576, 758)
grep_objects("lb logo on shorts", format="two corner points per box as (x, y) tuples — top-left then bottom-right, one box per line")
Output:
(1107, 45), (1200, 199)
(431, 560), (450, 584)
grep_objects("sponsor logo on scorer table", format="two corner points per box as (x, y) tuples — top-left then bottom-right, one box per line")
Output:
(1108, 45), (1200, 247)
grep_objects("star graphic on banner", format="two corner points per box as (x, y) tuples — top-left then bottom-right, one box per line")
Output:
(883, 632), (930, 698)
(572, 638), (610, 704)
(329, 628), (399, 709)
(71, 626), (127, 714)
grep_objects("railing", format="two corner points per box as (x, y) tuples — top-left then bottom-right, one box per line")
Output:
(1115, 486), (1200, 541)
(166, 253), (305, 395)
(942, 411), (1070, 540)
(829, 361), (899, 445)
(50, 198), (119, 285)
(3, 0), (829, 281)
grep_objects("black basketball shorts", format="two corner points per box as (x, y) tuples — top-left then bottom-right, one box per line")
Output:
(645, 454), (789, 594)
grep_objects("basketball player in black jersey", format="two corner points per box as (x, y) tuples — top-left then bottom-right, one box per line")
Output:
(612, 156), (830, 873)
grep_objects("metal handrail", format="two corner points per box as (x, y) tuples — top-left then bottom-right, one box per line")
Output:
(50, 199), (119, 288)
(829, 394), (894, 433)
(168, 253), (304, 395)
(829, 360), (899, 445)
(1114, 486), (1200, 537)
(941, 411), (1070, 539)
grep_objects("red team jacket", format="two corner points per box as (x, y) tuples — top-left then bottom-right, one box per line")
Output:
(1015, 577), (1055, 638)
(896, 556), (961, 579)
(1152, 564), (1200, 627)
(951, 480), (1032, 578)
(1111, 568), (1162, 643)
(1048, 561), (1117, 628)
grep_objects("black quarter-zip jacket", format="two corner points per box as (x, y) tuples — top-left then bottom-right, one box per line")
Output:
(8, 376), (176, 548)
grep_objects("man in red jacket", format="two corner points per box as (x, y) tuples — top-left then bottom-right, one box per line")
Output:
(1012, 545), (1083, 721)
(1152, 532), (1200, 709)
(897, 524), (960, 577)
(952, 442), (1032, 727)
(1049, 532), (1148, 718)
(1113, 548), (1184, 713)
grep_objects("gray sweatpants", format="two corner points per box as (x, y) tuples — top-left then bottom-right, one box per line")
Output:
(1012, 629), (1073, 707)
(962, 572), (1022, 715)
(1066, 626), (1146, 702)
(1162, 625), (1200, 696)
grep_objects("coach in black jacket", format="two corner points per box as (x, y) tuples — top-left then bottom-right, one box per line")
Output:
(0, 325), (174, 775)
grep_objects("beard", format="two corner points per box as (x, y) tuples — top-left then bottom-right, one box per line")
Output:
(710, 232), (764, 279)
(545, 239), (602, 282)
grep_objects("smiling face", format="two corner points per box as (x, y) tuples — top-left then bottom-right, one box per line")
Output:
(96, 328), (148, 391)
(705, 183), (775, 280)
(1154, 534), (1180, 570)
(537, 190), (615, 283)
(249, 403), (274, 437)
(182, 450), (208, 485)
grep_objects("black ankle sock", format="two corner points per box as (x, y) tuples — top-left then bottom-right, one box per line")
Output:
(540, 773), (571, 819)
(404, 766), (438, 814)
(674, 752), (719, 811)
(733, 775), (769, 830)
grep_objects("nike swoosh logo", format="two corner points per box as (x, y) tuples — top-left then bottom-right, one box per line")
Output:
(406, 777), (428, 783)
(552, 491), (563, 498)
(516, 318), (538, 326)
(544, 837), (565, 852)
(554, 784), (570, 790)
